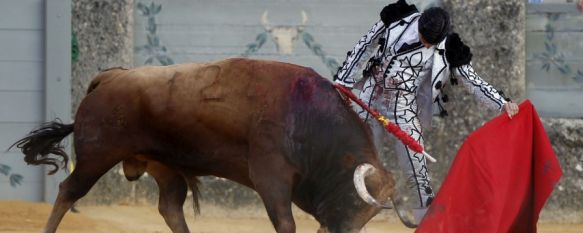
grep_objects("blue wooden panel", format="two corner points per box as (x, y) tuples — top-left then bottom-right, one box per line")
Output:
(135, 0), (381, 26)
(527, 61), (583, 87)
(44, 0), (73, 203)
(527, 13), (583, 32)
(0, 152), (44, 182)
(526, 31), (583, 61)
(0, 0), (44, 30)
(0, 30), (43, 62)
(134, 25), (374, 55)
(0, 122), (41, 152)
(527, 2), (581, 13)
(526, 7), (583, 117)
(0, 151), (44, 201)
(134, 0), (437, 27)
(0, 91), (43, 123)
(133, 0), (440, 76)
(0, 0), (46, 202)
(0, 61), (43, 91)
(527, 88), (583, 117)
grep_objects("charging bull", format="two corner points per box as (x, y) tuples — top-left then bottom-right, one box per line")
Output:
(12, 58), (412, 233)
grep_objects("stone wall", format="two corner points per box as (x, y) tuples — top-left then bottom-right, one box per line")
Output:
(72, 0), (140, 204)
(72, 0), (134, 111)
(539, 118), (583, 222)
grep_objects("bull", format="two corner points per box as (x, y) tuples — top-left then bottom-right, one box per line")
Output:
(12, 58), (412, 233)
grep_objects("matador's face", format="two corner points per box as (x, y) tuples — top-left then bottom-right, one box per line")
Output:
(419, 32), (434, 49)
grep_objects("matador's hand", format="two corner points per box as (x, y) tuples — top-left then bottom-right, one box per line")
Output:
(578, 0), (583, 13)
(503, 102), (519, 119)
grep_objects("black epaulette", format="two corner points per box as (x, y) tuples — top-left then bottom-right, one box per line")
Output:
(445, 33), (473, 68)
(380, 0), (419, 25)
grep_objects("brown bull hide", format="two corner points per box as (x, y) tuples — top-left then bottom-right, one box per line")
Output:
(13, 58), (394, 233)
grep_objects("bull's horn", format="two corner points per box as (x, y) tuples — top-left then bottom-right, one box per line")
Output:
(354, 164), (419, 228)
(353, 163), (392, 209)
(261, 10), (272, 31)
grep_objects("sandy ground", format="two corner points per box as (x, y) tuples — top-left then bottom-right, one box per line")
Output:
(1, 201), (582, 233)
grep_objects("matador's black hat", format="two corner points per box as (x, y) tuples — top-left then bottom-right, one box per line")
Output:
(418, 7), (451, 45)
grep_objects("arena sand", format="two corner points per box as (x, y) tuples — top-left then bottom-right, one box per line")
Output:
(1, 201), (581, 233)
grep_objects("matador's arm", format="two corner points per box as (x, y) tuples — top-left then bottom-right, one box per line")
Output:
(453, 64), (509, 110)
(445, 33), (509, 111)
(334, 20), (385, 88)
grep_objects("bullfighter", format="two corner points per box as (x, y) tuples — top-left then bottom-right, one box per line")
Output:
(334, 0), (520, 223)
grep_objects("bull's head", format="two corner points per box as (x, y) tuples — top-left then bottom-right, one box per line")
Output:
(261, 10), (308, 55)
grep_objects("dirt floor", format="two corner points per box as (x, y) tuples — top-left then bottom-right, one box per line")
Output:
(1, 201), (582, 233)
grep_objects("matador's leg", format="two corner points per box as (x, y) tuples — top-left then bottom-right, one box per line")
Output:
(390, 100), (434, 223)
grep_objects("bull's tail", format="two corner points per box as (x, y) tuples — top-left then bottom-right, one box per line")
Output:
(187, 177), (202, 215)
(8, 120), (74, 175)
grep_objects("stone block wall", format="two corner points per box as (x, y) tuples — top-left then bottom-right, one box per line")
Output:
(72, 0), (139, 204)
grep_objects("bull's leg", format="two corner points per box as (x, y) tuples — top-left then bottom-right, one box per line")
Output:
(43, 156), (120, 233)
(253, 177), (296, 233)
(147, 161), (190, 233)
(249, 150), (297, 232)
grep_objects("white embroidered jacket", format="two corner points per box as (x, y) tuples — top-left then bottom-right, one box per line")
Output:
(334, 13), (508, 112)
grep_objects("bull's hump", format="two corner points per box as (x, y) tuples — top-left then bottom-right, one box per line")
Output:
(221, 57), (315, 75)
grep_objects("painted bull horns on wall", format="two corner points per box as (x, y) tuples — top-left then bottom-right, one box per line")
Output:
(261, 10), (308, 54)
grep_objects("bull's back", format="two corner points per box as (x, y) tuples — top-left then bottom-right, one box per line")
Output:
(83, 58), (325, 143)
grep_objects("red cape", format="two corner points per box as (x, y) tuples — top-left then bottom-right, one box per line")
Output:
(416, 100), (562, 233)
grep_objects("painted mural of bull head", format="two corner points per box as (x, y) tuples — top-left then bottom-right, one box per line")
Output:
(261, 10), (308, 55)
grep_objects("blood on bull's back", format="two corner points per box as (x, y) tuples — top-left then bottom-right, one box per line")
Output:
(130, 58), (320, 142)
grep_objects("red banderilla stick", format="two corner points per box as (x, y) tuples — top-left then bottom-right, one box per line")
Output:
(334, 83), (437, 163)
